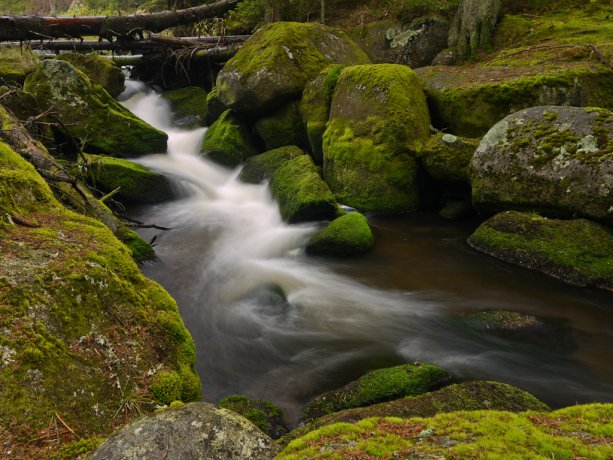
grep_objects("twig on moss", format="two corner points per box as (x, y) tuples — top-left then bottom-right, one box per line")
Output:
(53, 412), (80, 440)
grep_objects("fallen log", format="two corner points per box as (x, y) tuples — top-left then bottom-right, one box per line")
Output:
(0, 0), (242, 42)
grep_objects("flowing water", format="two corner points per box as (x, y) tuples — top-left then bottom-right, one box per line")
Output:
(121, 82), (613, 423)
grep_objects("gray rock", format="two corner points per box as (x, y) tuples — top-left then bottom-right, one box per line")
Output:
(87, 402), (280, 460)
(470, 106), (613, 224)
(448, 0), (503, 58)
(389, 16), (449, 68)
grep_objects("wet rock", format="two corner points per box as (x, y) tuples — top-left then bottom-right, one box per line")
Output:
(270, 154), (337, 223)
(306, 212), (374, 256)
(301, 363), (449, 422)
(468, 211), (613, 291)
(87, 402), (280, 460)
(56, 52), (125, 98)
(239, 145), (306, 184)
(254, 100), (307, 151)
(219, 395), (289, 439)
(24, 60), (167, 157)
(216, 22), (370, 116)
(161, 86), (208, 128)
(323, 64), (430, 214)
(200, 109), (258, 167)
(439, 200), (472, 220)
(469, 106), (613, 223)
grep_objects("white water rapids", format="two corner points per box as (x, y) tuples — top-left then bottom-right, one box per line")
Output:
(121, 81), (613, 422)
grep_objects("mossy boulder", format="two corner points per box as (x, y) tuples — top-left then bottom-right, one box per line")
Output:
(0, 46), (38, 85)
(323, 64), (431, 214)
(254, 100), (307, 151)
(468, 211), (613, 290)
(161, 86), (208, 128)
(24, 60), (167, 157)
(239, 145), (306, 184)
(301, 363), (449, 422)
(219, 394), (289, 439)
(216, 21), (370, 116)
(205, 86), (228, 125)
(416, 65), (613, 137)
(300, 64), (344, 164)
(88, 402), (280, 460)
(0, 141), (200, 457)
(469, 106), (613, 223)
(282, 381), (549, 445)
(200, 109), (258, 167)
(84, 154), (175, 205)
(56, 52), (125, 98)
(420, 133), (479, 183)
(306, 212), (374, 256)
(278, 404), (612, 459)
(270, 154), (337, 223)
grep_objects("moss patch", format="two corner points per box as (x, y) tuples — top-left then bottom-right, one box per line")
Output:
(0, 47), (39, 86)
(56, 53), (125, 99)
(468, 211), (613, 291)
(161, 86), (208, 128)
(239, 145), (306, 184)
(200, 109), (259, 167)
(218, 394), (288, 439)
(254, 100), (307, 151)
(420, 133), (480, 183)
(306, 212), (374, 256)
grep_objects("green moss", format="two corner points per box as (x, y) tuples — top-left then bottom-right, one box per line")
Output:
(468, 211), (613, 290)
(218, 395), (288, 439)
(150, 370), (183, 406)
(53, 437), (104, 460)
(117, 228), (155, 263)
(84, 154), (174, 205)
(24, 60), (167, 157)
(280, 404), (613, 459)
(200, 109), (258, 167)
(205, 86), (228, 125)
(301, 363), (449, 422)
(420, 133), (479, 183)
(254, 101), (307, 151)
(239, 145), (306, 184)
(306, 212), (374, 256)
(161, 86), (208, 127)
(270, 154), (338, 223)
(56, 53), (125, 98)
(0, 46), (39, 85)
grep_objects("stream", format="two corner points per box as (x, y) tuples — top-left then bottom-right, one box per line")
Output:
(121, 81), (613, 423)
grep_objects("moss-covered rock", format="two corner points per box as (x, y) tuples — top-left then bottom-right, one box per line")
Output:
(278, 404), (612, 459)
(88, 402), (280, 460)
(218, 394), (289, 439)
(254, 100), (306, 151)
(468, 211), (613, 290)
(301, 363), (449, 422)
(56, 53), (125, 98)
(299, 64), (344, 164)
(200, 109), (258, 167)
(84, 154), (174, 205)
(270, 154), (337, 223)
(448, 0), (503, 59)
(469, 106), (613, 223)
(323, 64), (431, 214)
(0, 141), (200, 457)
(0, 46), (38, 85)
(24, 60), (167, 157)
(205, 86), (228, 125)
(161, 86), (208, 128)
(239, 145), (305, 184)
(216, 21), (370, 116)
(282, 380), (549, 445)
(306, 212), (374, 256)
(420, 133), (479, 183)
(416, 64), (613, 137)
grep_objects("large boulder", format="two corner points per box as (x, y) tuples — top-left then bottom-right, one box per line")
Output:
(254, 100), (307, 151)
(161, 86), (208, 128)
(448, 0), (503, 58)
(416, 65), (613, 137)
(200, 109), (259, 167)
(323, 64), (431, 214)
(239, 145), (306, 184)
(301, 363), (449, 422)
(420, 133), (479, 183)
(278, 404), (612, 459)
(470, 106), (613, 223)
(216, 22), (370, 116)
(306, 212), (374, 256)
(206, 86), (228, 125)
(219, 394), (289, 439)
(270, 154), (338, 223)
(0, 141), (200, 457)
(88, 402), (280, 460)
(84, 154), (175, 204)
(468, 211), (613, 291)
(24, 60), (167, 157)
(56, 52), (125, 98)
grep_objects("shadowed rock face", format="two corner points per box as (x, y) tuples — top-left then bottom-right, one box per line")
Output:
(88, 402), (280, 460)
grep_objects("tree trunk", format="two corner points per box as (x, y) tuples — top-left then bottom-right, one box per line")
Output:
(0, 0), (243, 42)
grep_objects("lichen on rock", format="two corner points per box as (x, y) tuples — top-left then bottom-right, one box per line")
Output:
(55, 52), (125, 99)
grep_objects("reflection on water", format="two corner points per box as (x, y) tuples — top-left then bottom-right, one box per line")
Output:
(123, 82), (613, 423)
